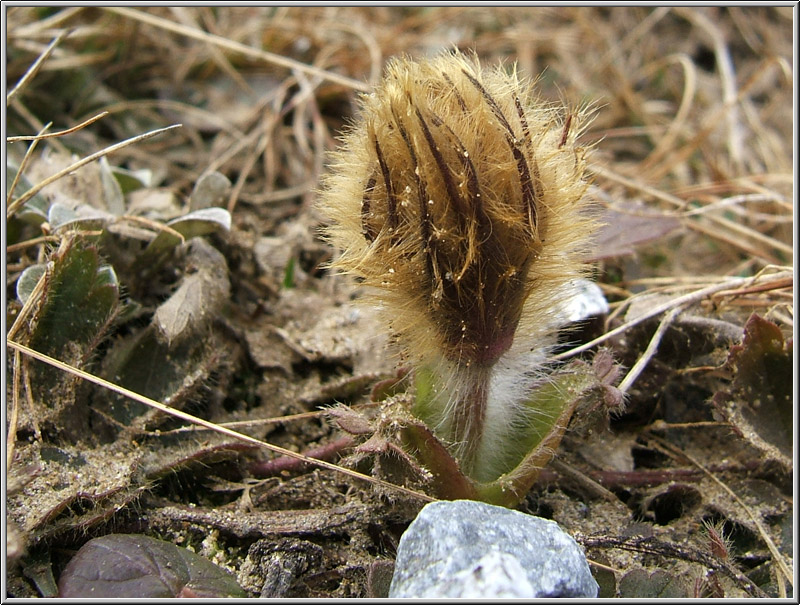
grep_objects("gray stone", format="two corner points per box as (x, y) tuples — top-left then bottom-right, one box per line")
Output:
(438, 551), (534, 598)
(389, 500), (598, 599)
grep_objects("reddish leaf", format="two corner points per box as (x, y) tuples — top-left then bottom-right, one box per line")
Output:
(58, 534), (246, 598)
(713, 314), (792, 467)
(591, 208), (681, 260)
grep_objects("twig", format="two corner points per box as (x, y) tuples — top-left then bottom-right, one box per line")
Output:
(580, 533), (769, 598)
(617, 305), (683, 393)
(549, 459), (619, 502)
(22, 357), (42, 444)
(5, 340), (435, 504)
(249, 436), (356, 477)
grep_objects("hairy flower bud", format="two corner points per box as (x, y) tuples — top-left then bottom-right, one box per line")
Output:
(318, 51), (597, 477)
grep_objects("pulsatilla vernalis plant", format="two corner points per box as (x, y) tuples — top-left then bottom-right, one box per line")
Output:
(318, 51), (620, 507)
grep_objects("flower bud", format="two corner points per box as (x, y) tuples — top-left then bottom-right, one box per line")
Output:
(318, 51), (596, 476)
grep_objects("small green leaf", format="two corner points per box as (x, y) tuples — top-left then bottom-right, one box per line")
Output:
(47, 202), (78, 227)
(94, 265), (119, 289)
(99, 156), (125, 215)
(16, 264), (48, 304)
(141, 207), (232, 259)
(48, 202), (111, 231)
(27, 237), (119, 371)
(282, 256), (295, 289)
(189, 170), (231, 210)
(168, 207), (231, 236)
(111, 165), (151, 194)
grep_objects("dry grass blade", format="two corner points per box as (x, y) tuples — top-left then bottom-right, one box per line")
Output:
(8, 7), (85, 37)
(682, 192), (791, 219)
(161, 408), (338, 435)
(6, 30), (70, 104)
(105, 7), (371, 92)
(6, 124), (182, 219)
(5, 340), (435, 504)
(636, 53), (697, 175)
(7, 351), (23, 471)
(7, 111), (108, 142)
(554, 270), (793, 361)
(591, 162), (791, 263)
(117, 215), (186, 243)
(5, 235), (62, 255)
(675, 8), (743, 169)
(617, 305), (683, 394)
(6, 121), (51, 205)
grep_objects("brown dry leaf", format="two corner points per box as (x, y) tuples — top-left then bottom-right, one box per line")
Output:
(154, 239), (231, 345)
(592, 207), (682, 260)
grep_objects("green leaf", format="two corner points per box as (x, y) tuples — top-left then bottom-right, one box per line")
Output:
(189, 170), (231, 210)
(282, 255), (295, 289)
(48, 202), (111, 231)
(140, 207), (232, 261)
(111, 165), (151, 194)
(26, 237), (119, 376)
(405, 354), (620, 507)
(16, 264), (48, 304)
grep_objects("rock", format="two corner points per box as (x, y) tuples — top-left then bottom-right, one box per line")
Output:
(439, 551), (535, 598)
(389, 500), (598, 599)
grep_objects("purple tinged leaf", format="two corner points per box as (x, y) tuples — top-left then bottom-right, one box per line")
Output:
(712, 313), (792, 466)
(58, 534), (246, 598)
(591, 208), (681, 260)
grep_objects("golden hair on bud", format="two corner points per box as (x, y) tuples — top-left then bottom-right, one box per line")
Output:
(318, 51), (597, 478)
